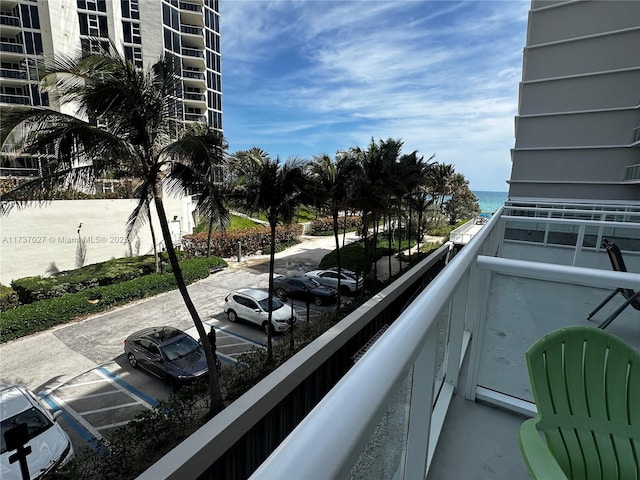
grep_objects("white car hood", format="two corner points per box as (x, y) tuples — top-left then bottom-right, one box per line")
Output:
(1, 423), (71, 480)
(271, 305), (297, 321)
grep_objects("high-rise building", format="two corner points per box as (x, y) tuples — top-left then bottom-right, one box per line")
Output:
(508, 0), (640, 201)
(0, 0), (222, 177)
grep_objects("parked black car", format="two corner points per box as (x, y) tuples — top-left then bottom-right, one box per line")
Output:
(273, 275), (338, 305)
(124, 326), (209, 389)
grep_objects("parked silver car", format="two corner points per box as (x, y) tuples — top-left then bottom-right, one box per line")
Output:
(304, 268), (363, 294)
(224, 288), (299, 334)
(1, 385), (74, 479)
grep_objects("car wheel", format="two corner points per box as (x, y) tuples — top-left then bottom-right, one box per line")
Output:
(263, 322), (274, 335)
(127, 353), (138, 368)
(314, 295), (323, 306)
(275, 288), (287, 299)
(227, 309), (237, 322)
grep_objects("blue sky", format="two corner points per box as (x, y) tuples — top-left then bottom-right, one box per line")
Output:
(220, 1), (530, 192)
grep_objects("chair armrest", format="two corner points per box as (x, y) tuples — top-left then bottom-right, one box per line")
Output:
(518, 417), (568, 480)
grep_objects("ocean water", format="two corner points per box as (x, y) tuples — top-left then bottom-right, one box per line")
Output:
(472, 191), (508, 214)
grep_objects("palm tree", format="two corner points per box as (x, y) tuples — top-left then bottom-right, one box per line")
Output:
(308, 153), (360, 307)
(0, 46), (225, 415)
(167, 128), (230, 257)
(444, 172), (480, 224)
(229, 148), (307, 361)
(398, 151), (434, 264)
(427, 162), (455, 209)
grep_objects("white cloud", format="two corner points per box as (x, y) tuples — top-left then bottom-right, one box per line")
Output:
(221, 0), (530, 191)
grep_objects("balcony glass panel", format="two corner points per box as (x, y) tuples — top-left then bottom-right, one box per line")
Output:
(348, 370), (412, 479)
(0, 14), (20, 27)
(0, 43), (24, 53)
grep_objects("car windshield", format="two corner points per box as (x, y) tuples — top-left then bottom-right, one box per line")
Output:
(308, 278), (321, 288)
(258, 297), (284, 311)
(1, 407), (53, 454)
(161, 335), (200, 361)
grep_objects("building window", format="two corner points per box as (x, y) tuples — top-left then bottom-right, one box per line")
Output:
(124, 46), (143, 68)
(20, 4), (40, 29)
(79, 13), (108, 37)
(123, 21), (141, 44)
(22, 32), (43, 55)
(81, 38), (109, 55)
(77, 0), (107, 12)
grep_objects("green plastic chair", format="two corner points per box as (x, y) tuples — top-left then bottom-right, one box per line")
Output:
(519, 326), (640, 479)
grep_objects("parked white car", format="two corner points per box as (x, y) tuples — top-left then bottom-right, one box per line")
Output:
(304, 268), (363, 294)
(224, 288), (299, 334)
(1, 385), (74, 479)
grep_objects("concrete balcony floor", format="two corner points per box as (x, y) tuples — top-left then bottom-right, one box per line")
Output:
(428, 275), (639, 479)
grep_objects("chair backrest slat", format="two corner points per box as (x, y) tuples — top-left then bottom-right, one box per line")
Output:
(527, 326), (640, 479)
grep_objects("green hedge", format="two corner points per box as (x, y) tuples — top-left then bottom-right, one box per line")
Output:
(310, 215), (361, 234)
(0, 257), (226, 343)
(11, 255), (167, 305)
(0, 284), (19, 312)
(183, 224), (303, 258)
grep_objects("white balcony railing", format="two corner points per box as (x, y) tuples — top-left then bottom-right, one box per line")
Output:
(140, 201), (640, 479)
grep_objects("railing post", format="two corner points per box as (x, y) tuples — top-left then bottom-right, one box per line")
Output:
(403, 332), (438, 480)
(445, 270), (470, 391)
(573, 224), (586, 266)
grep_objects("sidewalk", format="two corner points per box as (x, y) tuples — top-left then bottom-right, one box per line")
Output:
(225, 231), (445, 282)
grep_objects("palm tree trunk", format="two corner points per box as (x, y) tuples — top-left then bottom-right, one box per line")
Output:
(153, 193), (224, 416)
(266, 221), (276, 361)
(388, 212), (392, 279)
(407, 198), (412, 265)
(333, 209), (342, 309)
(343, 210), (349, 247)
(147, 203), (160, 273)
(206, 217), (214, 257)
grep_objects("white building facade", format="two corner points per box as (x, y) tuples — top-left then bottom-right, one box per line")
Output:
(0, 0), (222, 176)
(509, 0), (640, 201)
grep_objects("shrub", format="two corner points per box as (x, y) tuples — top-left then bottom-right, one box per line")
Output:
(11, 256), (161, 304)
(0, 257), (227, 343)
(0, 284), (19, 312)
(59, 381), (210, 480)
(310, 215), (361, 234)
(183, 224), (303, 258)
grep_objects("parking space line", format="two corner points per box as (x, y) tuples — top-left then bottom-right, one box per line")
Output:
(39, 394), (102, 451)
(96, 420), (131, 431)
(57, 379), (109, 389)
(63, 390), (123, 401)
(219, 341), (252, 347)
(205, 322), (265, 347)
(79, 402), (141, 415)
(46, 391), (105, 442)
(96, 366), (158, 408)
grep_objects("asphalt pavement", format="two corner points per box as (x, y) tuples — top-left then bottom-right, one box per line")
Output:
(0, 232), (360, 394)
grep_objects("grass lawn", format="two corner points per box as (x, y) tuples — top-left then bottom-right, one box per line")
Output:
(319, 232), (420, 273)
(195, 214), (262, 233)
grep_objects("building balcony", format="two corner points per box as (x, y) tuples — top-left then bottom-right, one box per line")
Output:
(184, 113), (206, 123)
(179, 2), (202, 14)
(180, 24), (202, 36)
(0, 68), (27, 84)
(0, 93), (30, 105)
(0, 12), (21, 28)
(181, 47), (203, 58)
(0, 41), (24, 54)
(625, 163), (640, 182)
(182, 69), (204, 80)
(183, 91), (205, 103)
(139, 200), (640, 479)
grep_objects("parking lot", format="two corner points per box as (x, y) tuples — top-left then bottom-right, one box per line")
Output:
(0, 233), (359, 453)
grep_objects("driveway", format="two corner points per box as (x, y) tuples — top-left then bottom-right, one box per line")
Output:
(0, 232), (362, 449)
